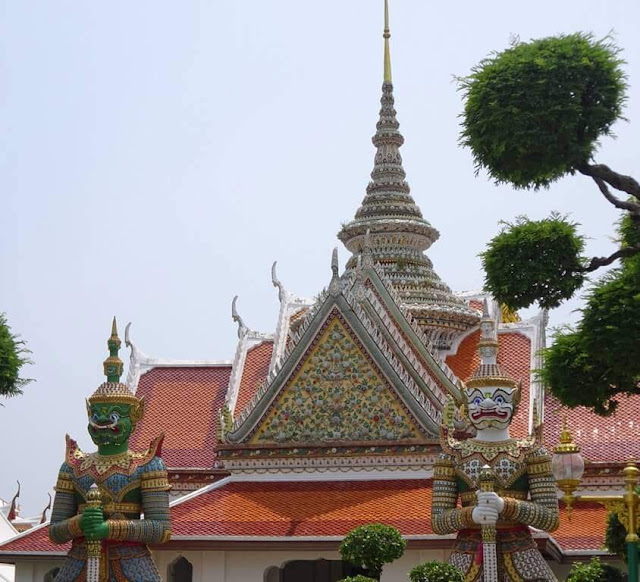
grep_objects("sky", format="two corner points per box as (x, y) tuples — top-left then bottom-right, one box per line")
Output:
(0, 0), (638, 517)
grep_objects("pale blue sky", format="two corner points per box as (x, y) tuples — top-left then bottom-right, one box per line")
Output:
(1, 0), (638, 516)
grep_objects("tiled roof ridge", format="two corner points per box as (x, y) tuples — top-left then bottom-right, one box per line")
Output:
(369, 262), (466, 388)
(124, 322), (232, 394)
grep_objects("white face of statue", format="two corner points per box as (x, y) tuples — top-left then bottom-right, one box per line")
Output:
(466, 386), (517, 431)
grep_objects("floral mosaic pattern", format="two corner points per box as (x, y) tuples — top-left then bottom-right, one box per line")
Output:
(250, 316), (422, 443)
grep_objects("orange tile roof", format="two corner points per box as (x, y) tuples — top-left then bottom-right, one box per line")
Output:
(544, 393), (640, 464)
(0, 523), (68, 554)
(130, 366), (231, 469)
(554, 501), (608, 551)
(234, 341), (274, 418)
(0, 482), (609, 554)
(171, 479), (434, 537)
(446, 330), (532, 438)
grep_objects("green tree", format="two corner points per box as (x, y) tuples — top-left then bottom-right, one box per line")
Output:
(0, 313), (32, 401)
(409, 561), (464, 582)
(339, 523), (406, 581)
(338, 576), (377, 582)
(459, 33), (640, 414)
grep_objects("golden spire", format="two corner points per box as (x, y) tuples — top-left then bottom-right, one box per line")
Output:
(383, 0), (392, 83)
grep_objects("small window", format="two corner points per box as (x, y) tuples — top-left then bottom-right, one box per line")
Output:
(168, 556), (193, 582)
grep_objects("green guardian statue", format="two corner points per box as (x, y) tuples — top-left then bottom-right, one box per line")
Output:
(49, 319), (171, 581)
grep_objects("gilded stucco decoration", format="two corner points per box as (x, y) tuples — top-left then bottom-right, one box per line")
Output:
(250, 315), (422, 444)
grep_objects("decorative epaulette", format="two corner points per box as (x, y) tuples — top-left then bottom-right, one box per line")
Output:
(65, 433), (165, 480)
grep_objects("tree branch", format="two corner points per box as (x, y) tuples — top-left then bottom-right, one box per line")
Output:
(579, 243), (640, 272)
(577, 163), (640, 201)
(590, 176), (640, 214)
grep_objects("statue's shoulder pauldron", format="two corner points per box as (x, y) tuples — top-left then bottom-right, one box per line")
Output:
(439, 424), (463, 458)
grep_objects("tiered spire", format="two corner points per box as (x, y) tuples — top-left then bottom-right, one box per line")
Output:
(338, 1), (480, 350)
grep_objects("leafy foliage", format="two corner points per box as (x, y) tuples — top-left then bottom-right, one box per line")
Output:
(481, 215), (586, 310)
(605, 503), (640, 563)
(566, 557), (626, 582)
(459, 33), (627, 189)
(338, 576), (377, 582)
(462, 30), (639, 413)
(0, 313), (32, 400)
(409, 561), (464, 582)
(540, 218), (640, 414)
(339, 523), (406, 580)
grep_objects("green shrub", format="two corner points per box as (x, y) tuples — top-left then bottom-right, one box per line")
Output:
(566, 557), (626, 582)
(339, 523), (406, 580)
(338, 576), (377, 582)
(409, 561), (464, 582)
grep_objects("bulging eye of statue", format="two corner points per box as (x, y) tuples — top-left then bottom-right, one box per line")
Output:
(90, 413), (99, 423)
(109, 412), (121, 423)
(495, 395), (504, 404)
(472, 397), (482, 406)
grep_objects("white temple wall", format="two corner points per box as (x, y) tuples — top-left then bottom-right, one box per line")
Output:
(155, 548), (448, 582)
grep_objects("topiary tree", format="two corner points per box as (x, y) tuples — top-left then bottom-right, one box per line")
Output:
(0, 313), (32, 402)
(566, 556), (626, 581)
(459, 33), (640, 414)
(409, 561), (464, 582)
(339, 523), (406, 581)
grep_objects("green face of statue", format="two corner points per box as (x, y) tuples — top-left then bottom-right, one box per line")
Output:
(87, 403), (134, 448)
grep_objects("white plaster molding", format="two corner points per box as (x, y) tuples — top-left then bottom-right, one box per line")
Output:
(225, 296), (275, 417)
(269, 261), (314, 376)
(169, 476), (234, 509)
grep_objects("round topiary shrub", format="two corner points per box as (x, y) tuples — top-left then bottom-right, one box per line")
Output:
(338, 576), (378, 582)
(339, 523), (406, 580)
(566, 557), (626, 582)
(409, 561), (464, 582)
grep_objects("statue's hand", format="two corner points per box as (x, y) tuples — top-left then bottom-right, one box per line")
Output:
(476, 491), (505, 514)
(81, 507), (109, 541)
(472, 505), (499, 525)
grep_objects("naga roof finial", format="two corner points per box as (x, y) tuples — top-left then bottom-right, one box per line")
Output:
(7, 480), (20, 521)
(103, 317), (123, 382)
(231, 296), (247, 339)
(271, 261), (286, 303)
(383, 0), (392, 83)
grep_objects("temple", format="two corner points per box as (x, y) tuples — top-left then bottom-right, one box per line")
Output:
(0, 2), (635, 581)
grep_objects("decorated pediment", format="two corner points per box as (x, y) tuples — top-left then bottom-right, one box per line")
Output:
(248, 312), (424, 444)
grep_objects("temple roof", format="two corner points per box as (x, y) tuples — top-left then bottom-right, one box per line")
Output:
(0, 479), (613, 557)
(129, 365), (231, 469)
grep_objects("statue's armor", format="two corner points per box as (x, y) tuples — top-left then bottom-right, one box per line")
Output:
(432, 429), (559, 582)
(49, 434), (171, 582)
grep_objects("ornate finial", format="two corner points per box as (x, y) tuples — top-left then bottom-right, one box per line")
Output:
(329, 248), (341, 296)
(231, 296), (247, 339)
(482, 298), (490, 319)
(7, 480), (20, 521)
(271, 261), (286, 303)
(103, 317), (123, 383)
(40, 492), (52, 524)
(555, 414), (581, 453)
(383, 0), (392, 83)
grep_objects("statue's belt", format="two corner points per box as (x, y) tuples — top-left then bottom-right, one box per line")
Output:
(78, 502), (141, 516)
